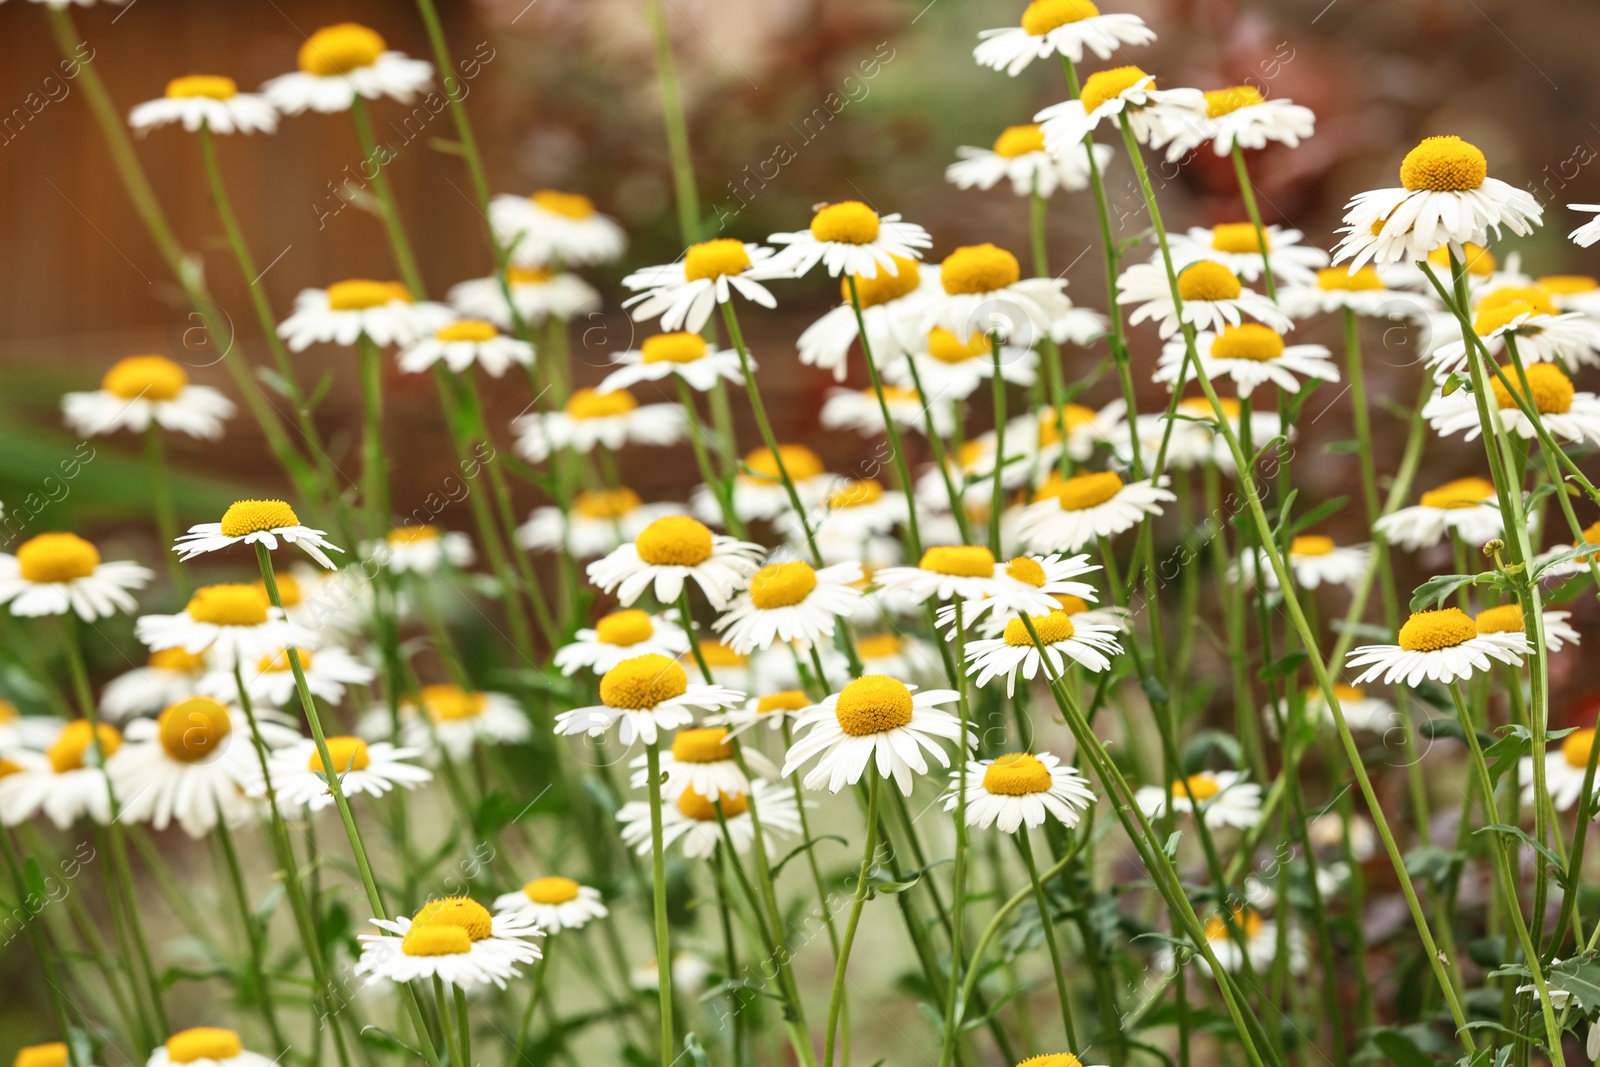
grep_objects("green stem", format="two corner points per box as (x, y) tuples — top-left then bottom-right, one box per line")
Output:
(1017, 831), (1079, 1050)
(845, 276), (924, 555)
(645, 741), (675, 1067)
(144, 426), (187, 595)
(644, 0), (703, 244)
(824, 772), (881, 1067)
(1230, 147), (1277, 300)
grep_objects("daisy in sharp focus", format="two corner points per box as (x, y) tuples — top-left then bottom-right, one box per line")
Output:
(798, 255), (935, 382)
(260, 736), (431, 814)
(1135, 770), (1262, 829)
(518, 489), (683, 559)
(975, 0), (1155, 75)
(385, 685), (529, 761)
(921, 244), (1075, 344)
(63, 354), (236, 439)
(554, 609), (690, 676)
(1427, 289), (1600, 378)
(1522, 727), (1600, 812)
(947, 123), (1114, 198)
(147, 1028), (280, 1067)
(628, 725), (777, 800)
(1234, 535), (1371, 591)
(886, 326), (1037, 403)
(511, 389), (685, 463)
(1346, 607), (1532, 687)
(488, 190), (626, 268)
(820, 384), (954, 438)
(205, 643), (375, 709)
(355, 896), (541, 991)
(1473, 602), (1579, 653)
(1019, 470), (1175, 553)
(0, 533), (150, 621)
(1120, 260), (1291, 340)
(964, 609), (1122, 695)
(447, 266), (600, 329)
(587, 515), (763, 611)
(0, 719), (120, 829)
(494, 877), (608, 932)
(175, 499), (341, 569)
(397, 319), (533, 377)
(1333, 136), (1542, 270)
(278, 280), (448, 351)
(767, 201), (931, 280)
(1155, 325), (1336, 399)
(1037, 66), (1204, 157)
(1374, 477), (1507, 550)
(263, 23), (432, 114)
(137, 584), (313, 671)
(618, 779), (800, 858)
(943, 751), (1096, 832)
(129, 75), (277, 135)
(368, 524), (475, 575)
(1160, 85), (1316, 162)
(622, 239), (789, 333)
(554, 654), (745, 747)
(713, 558), (864, 654)
(782, 675), (968, 795)
(598, 332), (743, 394)
(1423, 362), (1600, 446)
(1168, 223), (1330, 289)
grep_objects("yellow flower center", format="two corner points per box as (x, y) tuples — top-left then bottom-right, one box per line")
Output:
(507, 265), (553, 285)
(413, 895), (494, 941)
(1021, 0), (1100, 34)
(1205, 85), (1265, 117)
(671, 726), (734, 763)
(834, 675), (915, 737)
(158, 698), (232, 764)
(982, 752), (1054, 795)
(309, 736), (371, 773)
(1037, 404), (1097, 447)
(13, 1045), (68, 1067)
(809, 201), (881, 244)
(1210, 222), (1270, 254)
(1574, 520), (1600, 558)
(677, 786), (748, 820)
(1015, 1056), (1084, 1067)
(1539, 275), (1599, 295)
(641, 332), (709, 364)
(1419, 477), (1496, 510)
(1474, 603), (1524, 635)
(101, 354), (190, 401)
(186, 584), (271, 627)
(1481, 285), (1559, 317)
(993, 124), (1047, 158)
(1204, 907), (1264, 942)
(940, 243), (1021, 295)
(698, 640), (745, 667)
(16, 533), (100, 583)
(531, 190), (596, 219)
(919, 545), (997, 577)
(219, 499), (300, 537)
(48, 720), (122, 774)
(1179, 396), (1242, 419)
(1034, 470), (1125, 511)
(1005, 557), (1047, 587)
(325, 279), (410, 310)
(523, 876), (582, 904)
(1316, 266), (1386, 292)
(1290, 535), (1335, 557)
(1004, 611), (1077, 647)
(1490, 363), (1574, 414)
(1400, 135), (1488, 193)
(757, 690), (811, 714)
(744, 445), (825, 483)
(150, 647), (206, 673)
(600, 655), (688, 710)
(846, 256), (922, 307)
(419, 685), (488, 722)
(1210, 324), (1286, 362)
(926, 327), (990, 364)
(1177, 261), (1243, 303)
(165, 75), (237, 101)
(1397, 608), (1477, 652)
(401, 924), (472, 957)
(856, 633), (902, 658)
(1428, 243), (1497, 278)
(1562, 728), (1596, 770)
(165, 1028), (243, 1065)
(0, 700), (13, 725)
(1173, 772), (1221, 801)
(829, 480), (884, 509)
(269, 572), (303, 607)
(1053, 593), (1090, 614)
(1305, 684), (1366, 704)
(435, 320), (498, 343)
(684, 239), (753, 282)
(634, 515), (715, 567)
(749, 561), (818, 609)
(299, 23), (387, 75)
(573, 488), (643, 521)
(595, 609), (655, 647)
(1474, 301), (1541, 337)
(565, 388), (637, 420)
(1080, 65), (1151, 114)
(388, 524), (440, 546)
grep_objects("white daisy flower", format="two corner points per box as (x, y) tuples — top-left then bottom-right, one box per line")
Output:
(617, 779), (800, 859)
(921, 244), (1075, 344)
(1295, 684), (1397, 733)
(129, 75), (277, 135)
(137, 583), (314, 672)
(365, 524), (475, 576)
(1120, 260), (1291, 341)
(782, 676), (968, 796)
(942, 751), (1096, 832)
(354, 897), (541, 991)
(0, 720), (119, 829)
(1533, 520), (1600, 580)
(798, 256), (936, 382)
(446, 267), (600, 329)
(628, 725), (778, 800)
(1233, 535), (1371, 591)
(1428, 291), (1600, 378)
(517, 489), (683, 559)
(767, 201), (931, 280)
(1155, 325), (1335, 399)
(1523, 728), (1600, 812)
(1333, 136), (1542, 270)
(1113, 397), (1283, 473)
(819, 384), (953, 438)
(511, 389), (685, 463)
(1424, 362), (1600, 446)
(1374, 477), (1507, 551)
(705, 690), (815, 735)
(278, 565), (374, 639)
(397, 319), (534, 378)
(1168, 223), (1330, 289)
(975, 0), (1156, 75)
(934, 553), (1103, 634)
(146, 1028), (279, 1067)
(688, 640), (768, 696)
(554, 609), (690, 676)
(713, 558), (863, 654)
(384, 685), (529, 761)
(175, 499), (341, 569)
(854, 632), (942, 681)
(263, 23), (433, 115)
(629, 953), (715, 996)
(204, 644), (374, 709)
(1346, 607), (1532, 687)
(1569, 202), (1600, 248)
(62, 354), (237, 440)
(692, 445), (834, 527)
(0, 533), (150, 621)
(1037, 66), (1204, 155)
(886, 326), (1037, 402)
(598, 332), (743, 394)
(1473, 602), (1579, 653)
(277, 280), (448, 352)
(1028, 401), (1127, 469)
(1277, 265), (1434, 321)
(1515, 966), (1600, 1062)
(554, 655), (745, 747)
(1020, 470), (1174, 553)
(947, 123), (1113, 198)
(622, 239), (789, 334)
(1160, 907), (1305, 976)
(1536, 273), (1600, 317)
(873, 545), (1061, 614)
(964, 609), (1122, 695)
(1134, 770), (1262, 829)
(807, 479), (910, 543)
(493, 876), (609, 932)
(1160, 85), (1315, 162)
(0, 706), (65, 753)
(587, 515), (763, 611)
(488, 190), (626, 268)
(260, 736), (430, 813)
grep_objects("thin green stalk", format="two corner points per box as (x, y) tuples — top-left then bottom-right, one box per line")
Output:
(1017, 830), (1079, 1050)
(845, 276), (924, 555)
(144, 426), (187, 594)
(988, 334), (1007, 555)
(824, 772), (881, 1067)
(645, 741), (675, 1067)
(1230, 147), (1277, 300)
(644, 0), (703, 244)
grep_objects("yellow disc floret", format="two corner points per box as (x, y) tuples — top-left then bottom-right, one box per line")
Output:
(1015, 1056), (1084, 1067)
(1316, 266), (1385, 292)
(940, 244), (1021, 295)
(1034, 470), (1124, 511)
(1397, 608), (1477, 652)
(830, 480), (884, 509)
(1204, 906), (1264, 942)
(13, 1044), (69, 1067)
(982, 752), (1053, 795)
(102, 354), (190, 401)
(684, 239), (753, 282)
(744, 444), (825, 483)
(219, 499), (300, 537)
(532, 190), (596, 219)
(1474, 603), (1524, 635)
(299, 23), (387, 75)
(186, 584), (271, 627)
(325, 279), (410, 310)
(1490, 363), (1574, 414)
(418, 685), (487, 722)
(48, 720), (122, 774)
(565, 388), (636, 419)
(600, 655), (688, 710)
(1539, 275), (1598, 295)
(413, 895), (494, 941)
(1173, 772), (1221, 801)
(671, 727), (734, 763)
(1080, 66), (1150, 114)
(1211, 222), (1270, 254)
(856, 634), (903, 659)
(920, 545), (997, 577)
(677, 786), (748, 820)
(809, 201), (880, 244)
(926, 327), (990, 364)
(1003, 611), (1077, 647)
(401, 924), (472, 957)
(1419, 477), (1495, 510)
(1399, 136), (1488, 193)
(1290, 535), (1335, 557)
(1210, 323), (1285, 362)
(993, 124), (1047, 158)
(833, 675), (915, 737)
(749, 561), (818, 609)
(847, 256), (921, 307)
(1177, 261), (1243, 302)
(1021, 0), (1100, 34)
(1005, 557), (1047, 587)
(310, 736), (371, 774)
(523, 876), (582, 904)
(435, 320), (498, 343)
(165, 75), (238, 100)
(1562, 728), (1596, 770)
(16, 533), (100, 584)
(1205, 85), (1265, 117)
(165, 1028), (244, 1064)
(573, 488), (642, 520)
(596, 609), (655, 647)
(158, 698), (232, 764)
(641, 332), (709, 364)
(758, 691), (811, 714)
(634, 515), (715, 566)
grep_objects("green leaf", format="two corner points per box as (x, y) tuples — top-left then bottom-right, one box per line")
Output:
(1403, 845), (1466, 887)
(771, 834), (847, 879)
(683, 1033), (711, 1067)
(1181, 729), (1243, 772)
(1544, 955), (1600, 1012)
(1420, 717), (1494, 750)
(1410, 573), (1481, 611)
(1322, 439), (1363, 455)
(1258, 650), (1308, 684)
(22, 856), (47, 904)
(1532, 542), (1600, 580)
(1369, 1025), (1444, 1067)
(358, 1026), (423, 1057)
(1292, 496), (1349, 533)
(1474, 823), (1566, 877)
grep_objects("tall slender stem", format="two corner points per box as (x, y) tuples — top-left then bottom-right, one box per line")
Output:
(824, 772), (881, 1067)
(645, 741), (675, 1066)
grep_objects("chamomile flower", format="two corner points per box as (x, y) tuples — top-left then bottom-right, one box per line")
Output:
(62, 354), (237, 440)
(628, 725), (777, 800)
(934, 553), (1102, 633)
(1234, 535), (1371, 591)
(446, 267), (600, 328)
(355, 897), (541, 991)
(277, 280), (444, 351)
(1423, 362), (1600, 446)
(782, 676), (967, 795)
(1037, 66), (1204, 155)
(1346, 607), (1532, 687)
(942, 751), (1096, 832)
(1135, 770), (1262, 829)
(946, 123), (1113, 198)
(1534, 520), (1600, 580)
(690, 640), (768, 695)
(511, 389), (685, 463)
(705, 690), (814, 735)
(1115, 397), (1284, 473)
(1156, 325), (1335, 399)
(1474, 602), (1579, 653)
(554, 655), (745, 747)
(1537, 274), (1600, 317)
(1173, 907), (1306, 976)
(1032, 400), (1127, 466)
(1121, 261), (1290, 341)
(493, 877), (608, 932)
(964, 610), (1122, 695)
(261, 736), (430, 813)
(714, 559), (864, 654)
(367, 524), (475, 575)
(1523, 728), (1600, 812)
(488, 190), (626, 267)
(554, 610), (690, 676)
(819, 385), (953, 438)
(397, 319), (533, 377)
(1427, 290), (1600, 376)
(1277, 266), (1431, 320)
(148, 1028), (279, 1067)
(1569, 204), (1600, 248)
(697, 445), (833, 526)
(1020, 470), (1175, 553)
(1333, 136), (1542, 269)
(976, 1), (1155, 75)
(0, 533), (150, 621)
(129, 75), (277, 135)
(874, 546), (1058, 614)
(0, 706), (64, 752)
(617, 779), (800, 858)
(0, 720), (120, 829)
(630, 953), (715, 996)
(1293, 684), (1398, 733)
(855, 632), (940, 679)
(1168, 223), (1330, 288)
(208, 644), (375, 709)
(175, 499), (342, 569)
(1161, 85), (1316, 162)
(922, 244), (1073, 343)
(811, 479), (909, 542)
(388, 685), (529, 760)
(622, 239), (788, 333)
(798, 256), (935, 381)
(1375, 477), (1507, 550)
(768, 201), (931, 280)
(598, 332), (743, 394)
(137, 584), (313, 671)
(263, 24), (432, 114)
(587, 515), (764, 611)
(1515, 969), (1600, 1062)
(518, 489), (682, 559)
(886, 327), (1037, 402)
